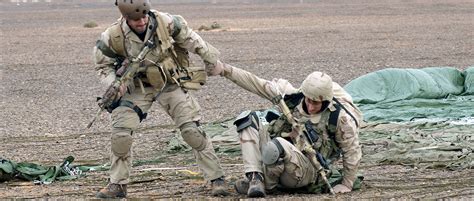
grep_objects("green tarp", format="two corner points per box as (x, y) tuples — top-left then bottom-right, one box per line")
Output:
(463, 66), (474, 94)
(344, 66), (473, 169)
(344, 67), (465, 104)
(344, 67), (474, 122)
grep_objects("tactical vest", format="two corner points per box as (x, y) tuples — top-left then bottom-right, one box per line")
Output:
(97, 11), (207, 91)
(267, 93), (356, 163)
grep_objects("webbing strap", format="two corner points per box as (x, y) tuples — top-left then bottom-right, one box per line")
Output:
(332, 98), (359, 128)
(119, 100), (147, 122)
(155, 12), (173, 53)
(328, 103), (341, 138)
(109, 19), (127, 58)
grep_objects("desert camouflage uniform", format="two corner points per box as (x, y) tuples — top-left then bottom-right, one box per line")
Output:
(93, 10), (224, 185)
(222, 65), (362, 191)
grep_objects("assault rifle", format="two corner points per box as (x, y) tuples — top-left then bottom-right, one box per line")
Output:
(276, 96), (335, 195)
(303, 121), (330, 170)
(87, 40), (156, 128)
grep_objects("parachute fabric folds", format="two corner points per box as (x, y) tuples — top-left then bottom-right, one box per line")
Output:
(342, 66), (473, 169)
(463, 66), (474, 94)
(344, 67), (473, 122)
(344, 67), (465, 104)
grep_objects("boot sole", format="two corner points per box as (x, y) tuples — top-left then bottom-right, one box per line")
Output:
(248, 188), (266, 198)
(96, 192), (126, 198)
(212, 187), (230, 196)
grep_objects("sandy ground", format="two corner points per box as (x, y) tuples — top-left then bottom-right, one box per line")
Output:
(1, 0), (473, 199)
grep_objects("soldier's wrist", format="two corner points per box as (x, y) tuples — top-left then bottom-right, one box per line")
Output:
(221, 63), (233, 77)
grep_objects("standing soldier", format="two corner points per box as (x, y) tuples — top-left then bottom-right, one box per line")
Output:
(212, 62), (363, 197)
(93, 0), (228, 198)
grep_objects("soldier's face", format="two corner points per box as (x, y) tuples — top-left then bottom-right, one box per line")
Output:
(127, 15), (149, 34)
(304, 97), (323, 115)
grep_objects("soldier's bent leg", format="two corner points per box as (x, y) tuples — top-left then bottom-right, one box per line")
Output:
(234, 111), (268, 173)
(179, 122), (224, 180)
(158, 87), (227, 196)
(264, 137), (316, 189)
(97, 106), (139, 198)
(234, 111), (267, 197)
(158, 87), (224, 181)
(109, 106), (140, 184)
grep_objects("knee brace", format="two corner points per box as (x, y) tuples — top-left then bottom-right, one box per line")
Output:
(111, 128), (133, 158)
(262, 138), (285, 165)
(180, 122), (207, 151)
(233, 110), (259, 132)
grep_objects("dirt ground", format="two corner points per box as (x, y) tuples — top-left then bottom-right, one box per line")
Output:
(1, 0), (473, 199)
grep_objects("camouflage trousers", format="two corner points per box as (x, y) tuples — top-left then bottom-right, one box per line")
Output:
(109, 84), (224, 184)
(239, 120), (317, 190)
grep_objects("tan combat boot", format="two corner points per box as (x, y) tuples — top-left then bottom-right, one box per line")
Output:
(211, 177), (230, 196)
(96, 183), (127, 198)
(234, 178), (250, 195)
(246, 172), (266, 198)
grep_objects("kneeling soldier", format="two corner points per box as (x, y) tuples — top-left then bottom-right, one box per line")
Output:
(214, 62), (363, 197)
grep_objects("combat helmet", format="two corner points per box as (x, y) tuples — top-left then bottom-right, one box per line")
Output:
(116, 0), (151, 20)
(299, 71), (334, 107)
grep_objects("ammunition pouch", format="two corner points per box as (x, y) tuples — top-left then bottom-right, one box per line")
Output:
(179, 66), (207, 90)
(155, 55), (208, 91)
(145, 66), (166, 91)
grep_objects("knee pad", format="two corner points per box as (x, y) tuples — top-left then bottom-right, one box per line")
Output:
(262, 138), (285, 165)
(234, 110), (259, 132)
(111, 129), (133, 158)
(180, 122), (207, 151)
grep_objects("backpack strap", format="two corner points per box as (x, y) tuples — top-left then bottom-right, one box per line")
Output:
(328, 103), (341, 138)
(154, 12), (191, 78)
(328, 97), (360, 138)
(108, 20), (127, 58)
(95, 19), (127, 59)
(154, 12), (173, 53)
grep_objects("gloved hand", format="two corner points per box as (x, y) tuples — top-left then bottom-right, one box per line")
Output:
(101, 80), (128, 108)
(333, 184), (351, 194)
(116, 58), (130, 77)
(117, 82), (128, 98)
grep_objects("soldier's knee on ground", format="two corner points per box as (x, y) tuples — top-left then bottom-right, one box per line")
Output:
(111, 128), (133, 158)
(180, 122), (207, 151)
(262, 138), (285, 165)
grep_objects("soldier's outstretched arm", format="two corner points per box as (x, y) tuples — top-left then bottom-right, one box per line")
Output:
(218, 62), (297, 102)
(162, 13), (220, 74)
(334, 111), (362, 192)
